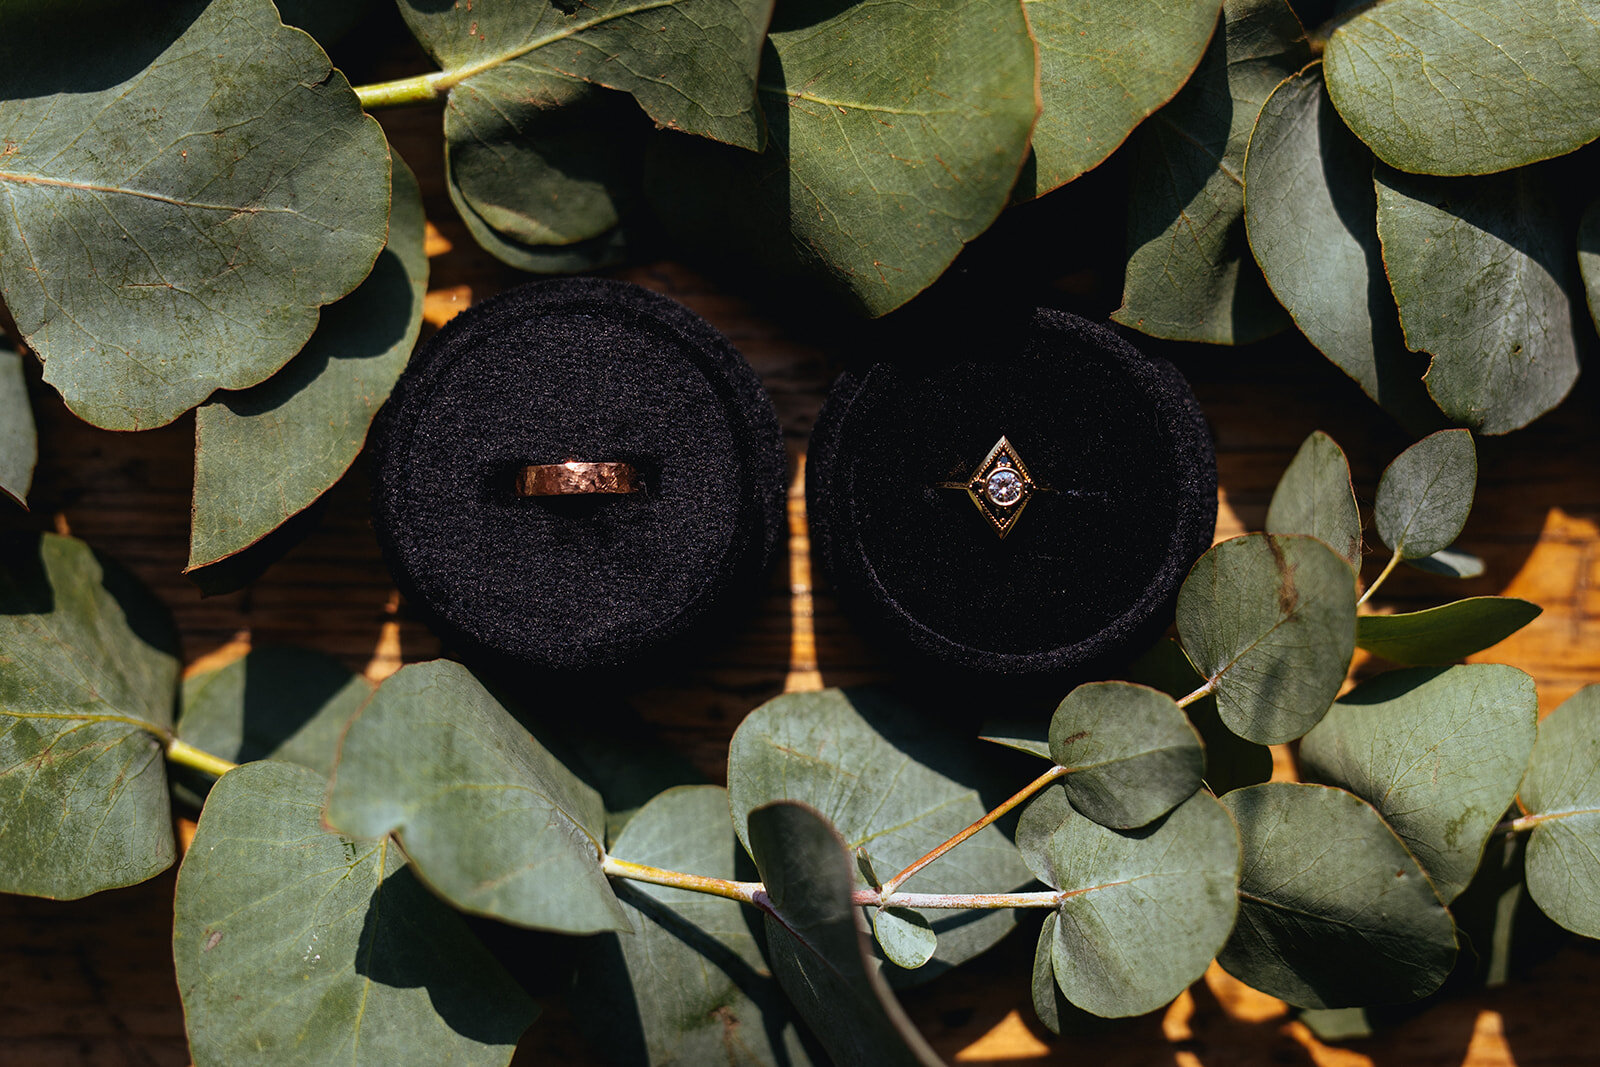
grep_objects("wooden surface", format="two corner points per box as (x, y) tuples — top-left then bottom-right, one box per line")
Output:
(4, 57), (1600, 1067)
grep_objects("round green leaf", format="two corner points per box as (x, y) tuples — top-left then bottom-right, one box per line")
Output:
(0, 0), (390, 431)
(1376, 165), (1585, 435)
(572, 786), (818, 1067)
(399, 0), (772, 152)
(176, 761), (536, 1067)
(1048, 681), (1204, 829)
(727, 688), (1034, 982)
(1029, 913), (1069, 1034)
(646, 0), (1037, 317)
(1217, 782), (1457, 1009)
(324, 659), (628, 934)
(1176, 533), (1357, 745)
(1374, 428), (1476, 560)
(177, 647), (371, 776)
(1323, 0), (1600, 176)
(1580, 197), (1600, 333)
(189, 152), (428, 570)
(746, 802), (942, 1067)
(1022, 0), (1223, 200)
(1521, 685), (1600, 938)
(444, 74), (644, 266)
(872, 908), (938, 971)
(1355, 597), (1542, 666)
(1265, 430), (1361, 568)
(1300, 665), (1538, 901)
(1112, 0), (1305, 343)
(1404, 546), (1487, 580)
(0, 346), (35, 507)
(0, 532), (178, 898)
(1016, 785), (1239, 1018)
(1128, 638), (1272, 797)
(1243, 65), (1440, 430)
(448, 175), (629, 275)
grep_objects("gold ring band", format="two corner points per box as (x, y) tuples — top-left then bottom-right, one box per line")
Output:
(515, 461), (643, 496)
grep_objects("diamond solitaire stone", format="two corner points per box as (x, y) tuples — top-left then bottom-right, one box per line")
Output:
(985, 467), (1024, 506)
(942, 435), (1041, 538)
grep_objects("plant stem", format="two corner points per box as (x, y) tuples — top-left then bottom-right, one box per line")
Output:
(354, 73), (450, 110)
(1495, 810), (1600, 835)
(166, 739), (238, 778)
(600, 856), (766, 905)
(878, 764), (1068, 897)
(1176, 679), (1215, 709)
(1358, 549), (1402, 606)
(855, 889), (1062, 910)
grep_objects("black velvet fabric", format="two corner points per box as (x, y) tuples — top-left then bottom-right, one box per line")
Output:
(807, 308), (1216, 676)
(372, 278), (787, 672)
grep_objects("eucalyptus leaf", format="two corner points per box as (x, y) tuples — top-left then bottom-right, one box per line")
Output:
(1265, 431), (1361, 568)
(1355, 598), (1542, 666)
(1375, 165), (1584, 435)
(0, 0), (391, 431)
(177, 647), (371, 776)
(189, 153), (428, 570)
(1323, 0), (1600, 176)
(1242, 66), (1439, 429)
(1111, 0), (1305, 343)
(1404, 546), (1487, 580)
(449, 179), (629, 275)
(1049, 681), (1204, 829)
(1176, 533), (1357, 745)
(1217, 782), (1457, 1008)
(176, 761), (536, 1067)
(1128, 638), (1271, 796)
(727, 688), (1033, 982)
(1029, 913), (1070, 1034)
(746, 802), (942, 1067)
(1016, 785), (1239, 1018)
(1299, 665), (1538, 901)
(1374, 429), (1476, 560)
(0, 346), (35, 507)
(1520, 685), (1600, 939)
(572, 786), (817, 1067)
(977, 726), (1051, 762)
(0, 532), (178, 898)
(444, 73), (644, 265)
(872, 908), (938, 971)
(398, 0), (772, 151)
(646, 0), (1037, 316)
(1022, 0), (1223, 200)
(324, 659), (628, 934)
(1580, 197), (1600, 333)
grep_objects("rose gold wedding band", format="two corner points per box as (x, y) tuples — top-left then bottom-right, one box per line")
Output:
(515, 461), (642, 496)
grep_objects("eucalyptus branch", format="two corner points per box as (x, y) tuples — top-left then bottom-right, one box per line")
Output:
(878, 763), (1067, 896)
(1358, 549), (1402, 606)
(166, 738), (239, 778)
(355, 72), (450, 110)
(1176, 680), (1215, 709)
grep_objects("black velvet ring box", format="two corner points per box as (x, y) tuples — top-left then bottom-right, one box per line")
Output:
(371, 278), (787, 673)
(807, 308), (1217, 677)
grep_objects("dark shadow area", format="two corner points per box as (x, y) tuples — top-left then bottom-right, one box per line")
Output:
(0, 530), (54, 615)
(0, 0), (207, 99)
(234, 646), (356, 763)
(355, 865), (537, 1047)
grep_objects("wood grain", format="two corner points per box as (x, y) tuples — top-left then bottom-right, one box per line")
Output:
(3, 33), (1599, 1066)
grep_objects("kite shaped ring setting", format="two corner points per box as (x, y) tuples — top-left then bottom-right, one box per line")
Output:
(515, 460), (643, 497)
(935, 435), (1046, 539)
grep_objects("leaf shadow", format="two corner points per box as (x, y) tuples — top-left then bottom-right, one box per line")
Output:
(1315, 89), (1435, 423)
(354, 864), (534, 1047)
(0, 530), (54, 615)
(1, 0), (209, 98)
(234, 647), (357, 765)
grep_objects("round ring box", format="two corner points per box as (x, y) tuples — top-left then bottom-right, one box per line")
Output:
(806, 307), (1217, 677)
(371, 278), (787, 673)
